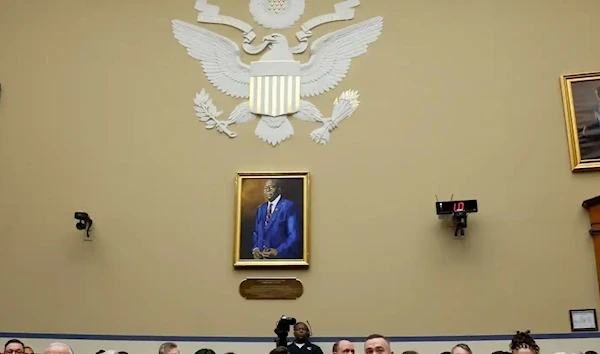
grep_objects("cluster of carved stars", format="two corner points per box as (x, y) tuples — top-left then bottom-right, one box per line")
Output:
(267, 0), (287, 14)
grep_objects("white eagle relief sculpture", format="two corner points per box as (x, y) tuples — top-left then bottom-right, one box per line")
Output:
(172, 1), (383, 146)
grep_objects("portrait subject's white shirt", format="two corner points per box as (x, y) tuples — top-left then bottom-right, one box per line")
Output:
(294, 343), (305, 349)
(268, 194), (282, 213)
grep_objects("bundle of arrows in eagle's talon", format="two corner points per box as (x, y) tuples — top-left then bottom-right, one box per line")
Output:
(309, 90), (360, 145)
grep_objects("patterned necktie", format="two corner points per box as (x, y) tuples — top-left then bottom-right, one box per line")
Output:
(264, 203), (272, 229)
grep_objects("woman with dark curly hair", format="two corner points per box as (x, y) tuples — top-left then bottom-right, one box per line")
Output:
(509, 330), (540, 354)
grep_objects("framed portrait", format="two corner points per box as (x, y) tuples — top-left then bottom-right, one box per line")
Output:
(569, 309), (598, 332)
(233, 171), (309, 267)
(560, 71), (600, 171)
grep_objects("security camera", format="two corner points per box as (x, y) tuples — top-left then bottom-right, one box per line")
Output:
(74, 211), (93, 237)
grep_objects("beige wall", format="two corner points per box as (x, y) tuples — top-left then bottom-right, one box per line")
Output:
(1, 0), (600, 338)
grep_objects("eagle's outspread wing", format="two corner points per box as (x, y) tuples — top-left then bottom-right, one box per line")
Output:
(172, 19), (251, 99)
(299, 16), (383, 98)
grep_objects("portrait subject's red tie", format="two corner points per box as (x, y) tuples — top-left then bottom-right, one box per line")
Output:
(264, 203), (272, 229)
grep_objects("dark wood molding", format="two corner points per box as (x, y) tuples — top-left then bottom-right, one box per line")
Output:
(583, 196), (600, 210)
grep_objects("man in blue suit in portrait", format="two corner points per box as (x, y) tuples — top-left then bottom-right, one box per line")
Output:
(252, 179), (301, 259)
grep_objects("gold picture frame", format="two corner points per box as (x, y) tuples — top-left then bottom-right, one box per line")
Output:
(560, 71), (600, 171)
(233, 171), (310, 267)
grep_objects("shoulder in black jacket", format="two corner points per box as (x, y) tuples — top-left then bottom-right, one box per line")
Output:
(287, 342), (324, 354)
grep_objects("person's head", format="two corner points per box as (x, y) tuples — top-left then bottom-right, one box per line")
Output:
(4, 340), (25, 354)
(364, 334), (393, 354)
(585, 351), (598, 354)
(194, 350), (216, 354)
(44, 343), (73, 354)
(269, 347), (290, 354)
(159, 343), (179, 354)
(492, 352), (506, 354)
(118, 352), (128, 354)
(95, 351), (105, 354)
(402, 352), (418, 354)
(509, 331), (539, 354)
(451, 344), (472, 354)
(264, 179), (282, 201)
(441, 352), (451, 354)
(293, 322), (310, 342)
(333, 340), (355, 354)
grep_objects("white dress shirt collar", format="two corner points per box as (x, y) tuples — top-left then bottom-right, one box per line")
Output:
(269, 194), (282, 211)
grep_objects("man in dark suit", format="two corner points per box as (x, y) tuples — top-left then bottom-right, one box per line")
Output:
(287, 323), (323, 354)
(252, 179), (301, 259)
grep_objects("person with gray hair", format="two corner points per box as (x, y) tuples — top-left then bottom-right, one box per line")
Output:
(44, 343), (73, 354)
(159, 342), (179, 354)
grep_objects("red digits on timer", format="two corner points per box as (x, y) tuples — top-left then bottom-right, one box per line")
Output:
(453, 202), (465, 211)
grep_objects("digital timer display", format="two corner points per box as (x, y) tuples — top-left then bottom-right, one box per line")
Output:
(436, 200), (478, 215)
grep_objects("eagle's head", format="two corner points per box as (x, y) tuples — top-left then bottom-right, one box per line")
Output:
(262, 33), (287, 45)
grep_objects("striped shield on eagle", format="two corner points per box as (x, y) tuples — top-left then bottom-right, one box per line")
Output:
(249, 60), (301, 117)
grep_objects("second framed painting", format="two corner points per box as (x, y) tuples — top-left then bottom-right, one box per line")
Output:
(560, 71), (600, 171)
(233, 171), (309, 267)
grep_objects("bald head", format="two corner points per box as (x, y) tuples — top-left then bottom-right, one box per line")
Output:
(45, 343), (72, 354)
(333, 340), (355, 354)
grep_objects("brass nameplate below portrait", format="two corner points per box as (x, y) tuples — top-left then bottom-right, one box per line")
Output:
(239, 278), (303, 300)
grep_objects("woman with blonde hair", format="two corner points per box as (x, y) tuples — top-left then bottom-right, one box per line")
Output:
(451, 344), (472, 354)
